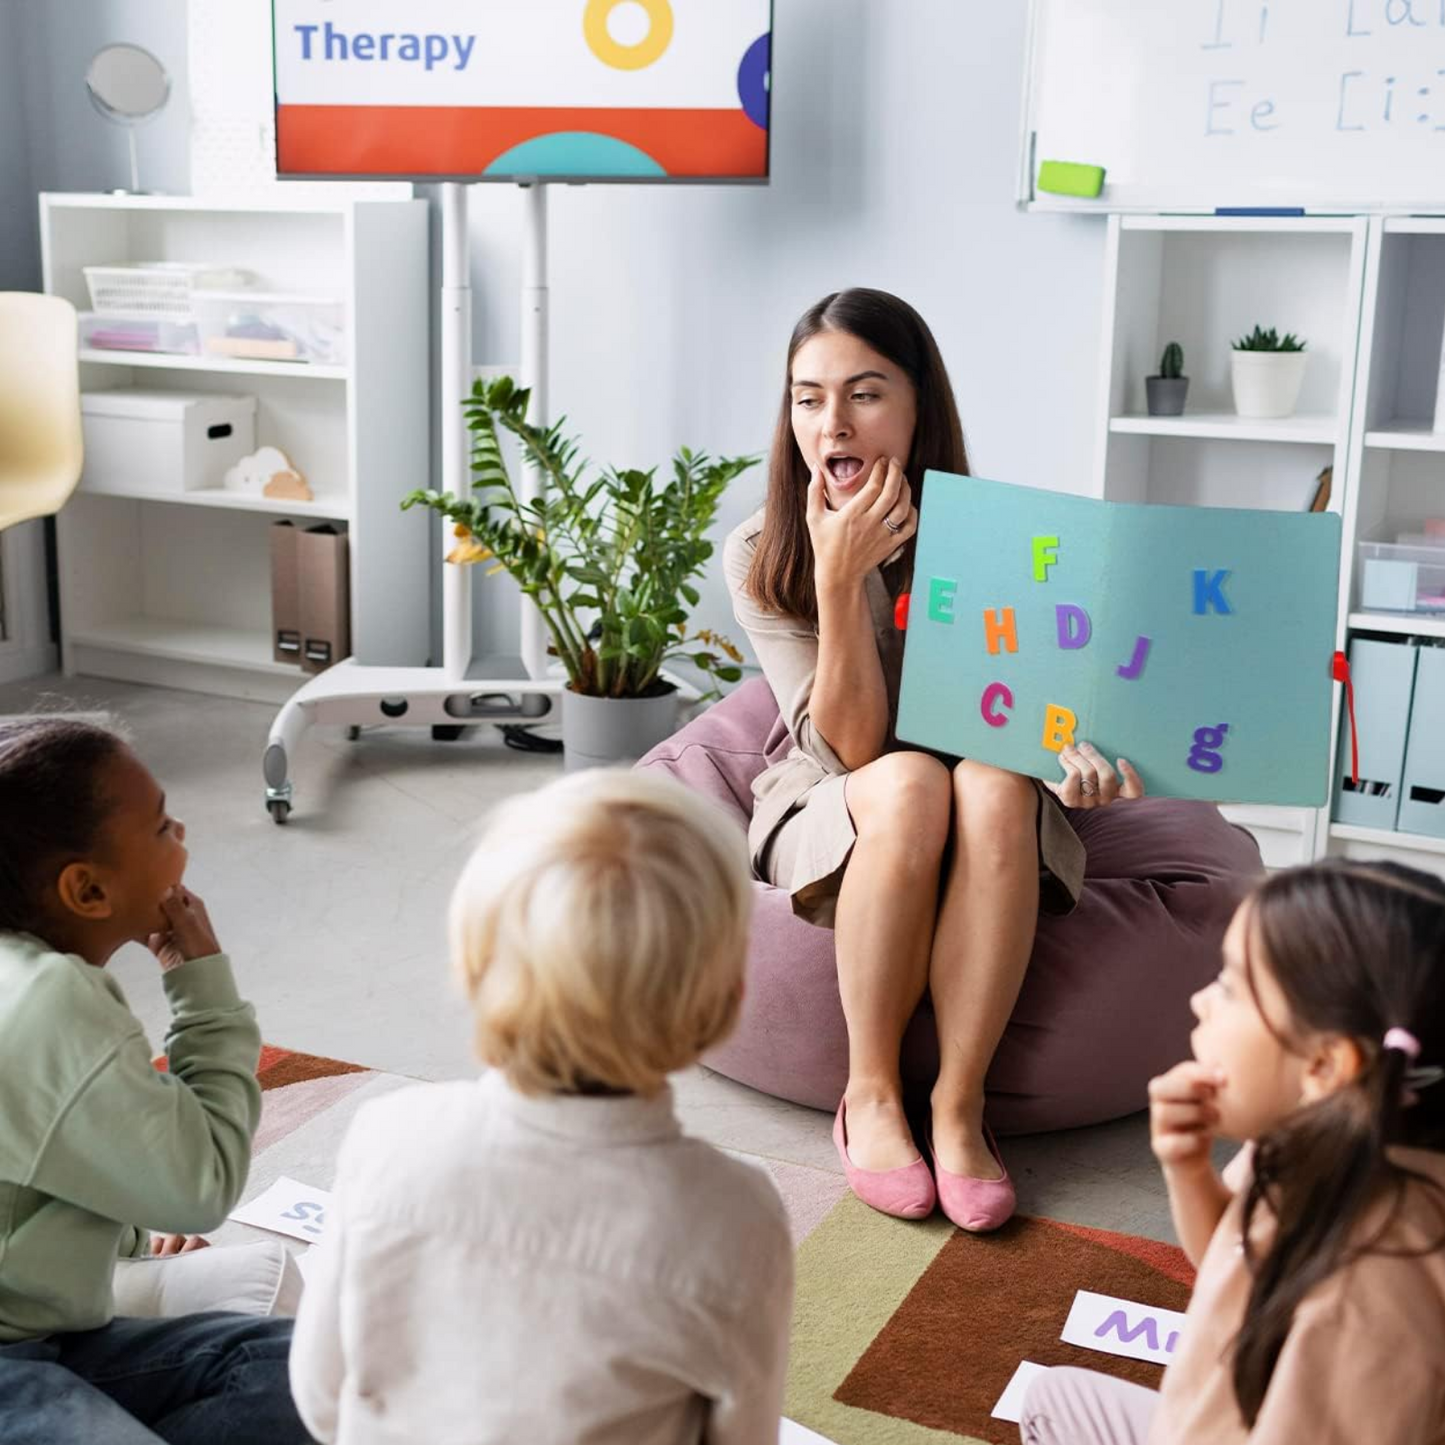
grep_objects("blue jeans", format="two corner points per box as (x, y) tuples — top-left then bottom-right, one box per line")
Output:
(0, 1312), (315, 1445)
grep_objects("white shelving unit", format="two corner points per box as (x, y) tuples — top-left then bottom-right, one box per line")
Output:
(1092, 214), (1369, 871)
(39, 193), (431, 705)
(1324, 215), (1445, 876)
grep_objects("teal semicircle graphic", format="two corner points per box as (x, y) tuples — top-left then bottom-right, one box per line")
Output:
(484, 132), (666, 178)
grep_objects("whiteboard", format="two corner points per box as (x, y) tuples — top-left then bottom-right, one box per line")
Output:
(1021, 0), (1445, 212)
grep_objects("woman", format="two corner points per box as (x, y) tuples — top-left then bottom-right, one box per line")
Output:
(724, 289), (1143, 1230)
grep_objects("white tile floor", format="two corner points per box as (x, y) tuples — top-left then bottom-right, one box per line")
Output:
(0, 672), (1183, 1242)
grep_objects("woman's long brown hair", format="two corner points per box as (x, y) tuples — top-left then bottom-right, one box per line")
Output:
(745, 288), (969, 625)
(1231, 860), (1445, 1424)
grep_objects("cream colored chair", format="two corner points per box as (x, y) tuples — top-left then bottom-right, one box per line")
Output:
(0, 292), (84, 533)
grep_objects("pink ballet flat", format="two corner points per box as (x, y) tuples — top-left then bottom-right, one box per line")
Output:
(931, 1123), (1016, 1233)
(833, 1100), (936, 1220)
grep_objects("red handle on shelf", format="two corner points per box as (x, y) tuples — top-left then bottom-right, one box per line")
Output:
(1332, 650), (1358, 788)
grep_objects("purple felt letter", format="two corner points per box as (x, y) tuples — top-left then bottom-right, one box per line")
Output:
(1116, 634), (1152, 680)
(1055, 604), (1092, 650)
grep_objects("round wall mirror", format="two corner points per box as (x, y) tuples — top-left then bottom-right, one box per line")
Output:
(85, 44), (171, 192)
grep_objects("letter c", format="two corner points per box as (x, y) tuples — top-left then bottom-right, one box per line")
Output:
(980, 681), (1014, 728)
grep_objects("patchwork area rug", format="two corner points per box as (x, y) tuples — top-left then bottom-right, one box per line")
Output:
(214, 1050), (1193, 1444)
(784, 1193), (1194, 1444)
(161, 1044), (414, 1247)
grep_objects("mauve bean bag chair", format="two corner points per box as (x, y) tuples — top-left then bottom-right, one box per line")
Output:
(637, 678), (1263, 1135)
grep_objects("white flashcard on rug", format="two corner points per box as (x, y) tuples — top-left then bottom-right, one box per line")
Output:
(228, 1176), (334, 1244)
(779, 1422), (839, 1445)
(1061, 1289), (1188, 1367)
(991, 1360), (1050, 1423)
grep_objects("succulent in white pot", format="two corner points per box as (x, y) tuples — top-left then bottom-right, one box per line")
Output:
(1230, 326), (1308, 420)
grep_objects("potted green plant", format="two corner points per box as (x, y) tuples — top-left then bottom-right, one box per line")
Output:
(402, 376), (756, 769)
(1145, 341), (1189, 416)
(1230, 325), (1308, 420)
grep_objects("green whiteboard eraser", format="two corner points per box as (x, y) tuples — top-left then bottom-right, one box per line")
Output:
(1037, 160), (1106, 198)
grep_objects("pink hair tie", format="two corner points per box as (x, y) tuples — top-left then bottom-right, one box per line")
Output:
(1384, 1028), (1422, 1060)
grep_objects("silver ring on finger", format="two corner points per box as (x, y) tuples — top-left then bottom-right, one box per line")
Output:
(1079, 779), (1098, 797)
(882, 516), (903, 534)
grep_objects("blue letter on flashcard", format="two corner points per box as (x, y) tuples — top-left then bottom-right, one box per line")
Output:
(1193, 570), (1233, 615)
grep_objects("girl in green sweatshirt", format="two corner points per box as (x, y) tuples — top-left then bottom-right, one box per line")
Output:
(0, 718), (313, 1445)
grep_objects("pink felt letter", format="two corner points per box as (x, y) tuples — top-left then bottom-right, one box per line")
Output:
(980, 682), (1014, 728)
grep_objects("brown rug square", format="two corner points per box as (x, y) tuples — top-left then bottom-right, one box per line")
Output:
(787, 1194), (1193, 1445)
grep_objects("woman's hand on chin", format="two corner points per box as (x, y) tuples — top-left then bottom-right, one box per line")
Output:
(806, 457), (917, 593)
(1044, 742), (1144, 809)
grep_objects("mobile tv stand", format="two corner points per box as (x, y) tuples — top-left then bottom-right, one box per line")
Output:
(263, 182), (560, 823)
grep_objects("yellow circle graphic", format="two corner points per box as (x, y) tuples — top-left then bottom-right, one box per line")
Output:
(583, 0), (674, 71)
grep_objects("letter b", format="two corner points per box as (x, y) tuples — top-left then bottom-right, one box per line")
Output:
(1042, 704), (1077, 754)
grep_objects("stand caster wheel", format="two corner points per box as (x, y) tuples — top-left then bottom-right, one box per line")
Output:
(267, 799), (291, 825)
(431, 724), (465, 741)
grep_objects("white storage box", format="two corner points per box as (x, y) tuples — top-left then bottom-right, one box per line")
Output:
(193, 292), (347, 366)
(1358, 541), (1445, 614)
(80, 389), (257, 497)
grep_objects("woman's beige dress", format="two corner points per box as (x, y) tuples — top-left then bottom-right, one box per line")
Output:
(724, 509), (1085, 928)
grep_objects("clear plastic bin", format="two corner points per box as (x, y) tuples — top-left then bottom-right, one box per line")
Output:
(193, 292), (348, 366)
(1358, 541), (1445, 614)
(79, 311), (201, 357)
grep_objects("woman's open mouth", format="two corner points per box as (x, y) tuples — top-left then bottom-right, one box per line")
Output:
(826, 455), (865, 484)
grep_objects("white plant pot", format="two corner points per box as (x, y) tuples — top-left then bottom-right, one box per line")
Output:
(561, 685), (680, 772)
(1230, 350), (1308, 419)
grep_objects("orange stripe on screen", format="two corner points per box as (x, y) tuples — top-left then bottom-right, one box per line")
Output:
(276, 104), (767, 177)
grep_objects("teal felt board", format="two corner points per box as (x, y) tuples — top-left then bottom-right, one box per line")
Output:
(895, 472), (1341, 805)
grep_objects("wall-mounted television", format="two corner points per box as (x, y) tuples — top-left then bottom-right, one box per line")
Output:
(272, 1), (772, 183)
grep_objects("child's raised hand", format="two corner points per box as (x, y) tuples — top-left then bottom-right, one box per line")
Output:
(1148, 1060), (1225, 1169)
(146, 886), (222, 972)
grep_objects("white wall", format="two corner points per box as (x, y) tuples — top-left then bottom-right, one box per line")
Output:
(3, 0), (1106, 670)
(460, 0), (1106, 660)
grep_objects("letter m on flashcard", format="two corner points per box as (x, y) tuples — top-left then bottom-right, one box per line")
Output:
(1094, 1310), (1160, 1352)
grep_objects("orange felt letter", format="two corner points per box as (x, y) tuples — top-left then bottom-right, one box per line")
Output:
(1042, 704), (1077, 753)
(983, 607), (1019, 655)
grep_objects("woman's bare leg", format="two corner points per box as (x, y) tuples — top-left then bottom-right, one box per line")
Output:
(929, 762), (1040, 1179)
(835, 752), (951, 1171)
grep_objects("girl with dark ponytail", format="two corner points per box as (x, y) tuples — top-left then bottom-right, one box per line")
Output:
(1019, 859), (1445, 1444)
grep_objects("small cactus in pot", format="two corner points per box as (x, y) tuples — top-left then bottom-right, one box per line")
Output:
(1146, 340), (1189, 416)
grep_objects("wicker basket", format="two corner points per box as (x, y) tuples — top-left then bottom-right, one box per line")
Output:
(83, 263), (253, 320)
